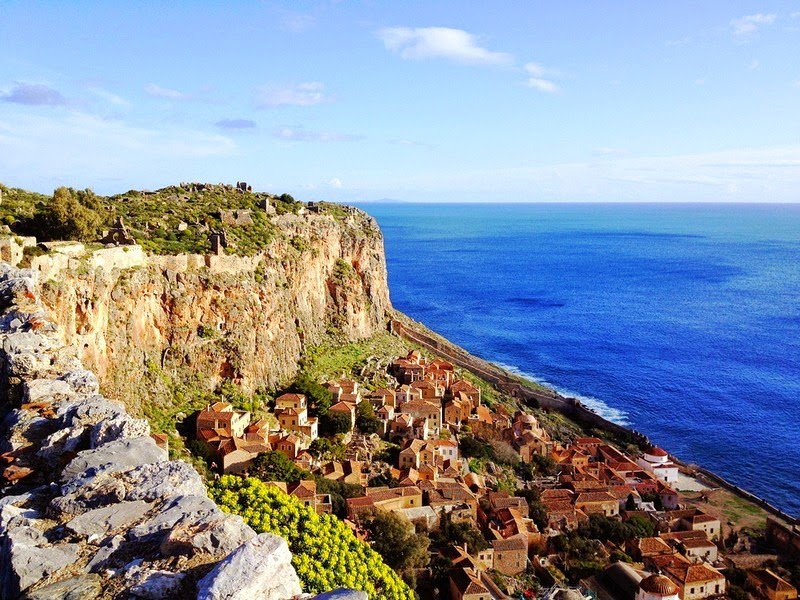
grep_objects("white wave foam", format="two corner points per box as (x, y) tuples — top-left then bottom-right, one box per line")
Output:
(496, 362), (630, 426)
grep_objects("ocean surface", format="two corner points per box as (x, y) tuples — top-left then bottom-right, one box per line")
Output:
(358, 203), (800, 518)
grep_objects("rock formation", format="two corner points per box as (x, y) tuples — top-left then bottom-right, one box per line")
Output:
(25, 208), (390, 414)
(0, 260), (375, 598)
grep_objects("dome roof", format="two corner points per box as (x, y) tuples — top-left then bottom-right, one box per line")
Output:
(646, 447), (668, 457)
(640, 574), (679, 596)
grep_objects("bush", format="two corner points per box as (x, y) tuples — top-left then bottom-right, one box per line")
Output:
(321, 411), (352, 436)
(210, 476), (414, 599)
(250, 451), (311, 483)
(360, 509), (430, 586)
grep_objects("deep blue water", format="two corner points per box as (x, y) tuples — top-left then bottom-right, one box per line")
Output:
(357, 203), (800, 518)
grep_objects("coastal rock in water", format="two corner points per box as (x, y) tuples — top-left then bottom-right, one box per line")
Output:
(196, 533), (302, 600)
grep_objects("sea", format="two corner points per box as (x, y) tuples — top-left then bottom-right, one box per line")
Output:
(357, 202), (800, 518)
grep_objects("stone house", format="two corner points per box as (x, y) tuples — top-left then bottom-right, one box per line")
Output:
(574, 491), (620, 517)
(491, 535), (528, 576)
(747, 569), (798, 600)
(449, 567), (491, 600)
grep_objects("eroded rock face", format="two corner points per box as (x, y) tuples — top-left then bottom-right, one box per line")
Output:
(35, 211), (391, 413)
(197, 533), (303, 600)
(0, 264), (259, 599)
(0, 251), (379, 599)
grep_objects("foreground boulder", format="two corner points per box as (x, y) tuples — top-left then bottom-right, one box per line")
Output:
(197, 533), (303, 600)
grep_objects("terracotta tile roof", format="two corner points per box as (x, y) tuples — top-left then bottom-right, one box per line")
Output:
(492, 535), (527, 551)
(450, 567), (489, 596)
(635, 537), (673, 555)
(575, 491), (617, 504)
(750, 569), (797, 593)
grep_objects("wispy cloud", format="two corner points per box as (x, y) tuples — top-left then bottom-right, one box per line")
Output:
(0, 110), (236, 188)
(378, 27), (513, 66)
(523, 63), (560, 93)
(254, 82), (332, 108)
(281, 11), (316, 33)
(215, 118), (256, 130)
(730, 13), (776, 37)
(748, 59), (760, 70)
(328, 177), (343, 188)
(144, 83), (189, 100)
(1, 83), (66, 106)
(272, 126), (362, 142)
(666, 37), (692, 47)
(88, 86), (130, 107)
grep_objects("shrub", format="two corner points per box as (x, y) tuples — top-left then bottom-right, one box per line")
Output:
(210, 476), (414, 599)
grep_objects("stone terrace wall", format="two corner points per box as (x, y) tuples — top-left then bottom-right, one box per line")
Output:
(0, 262), (359, 599)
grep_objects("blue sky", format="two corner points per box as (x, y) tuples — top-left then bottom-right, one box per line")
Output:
(1, 1), (799, 202)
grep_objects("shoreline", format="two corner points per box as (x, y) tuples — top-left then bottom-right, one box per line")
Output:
(389, 311), (799, 526)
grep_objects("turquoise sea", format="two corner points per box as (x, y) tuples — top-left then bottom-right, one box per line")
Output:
(359, 203), (800, 517)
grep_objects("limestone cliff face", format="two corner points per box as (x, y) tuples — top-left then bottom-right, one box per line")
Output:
(32, 209), (390, 410)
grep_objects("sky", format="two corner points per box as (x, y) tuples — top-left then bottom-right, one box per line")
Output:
(1, 1), (799, 202)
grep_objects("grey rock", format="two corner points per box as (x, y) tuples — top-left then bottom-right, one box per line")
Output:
(90, 412), (150, 447)
(128, 494), (217, 543)
(49, 474), (126, 517)
(1, 540), (81, 596)
(21, 573), (102, 600)
(60, 436), (167, 494)
(65, 500), (152, 537)
(58, 369), (100, 395)
(123, 461), (206, 502)
(128, 569), (186, 599)
(38, 424), (87, 460)
(160, 512), (255, 557)
(86, 534), (123, 572)
(24, 378), (75, 403)
(196, 533), (302, 600)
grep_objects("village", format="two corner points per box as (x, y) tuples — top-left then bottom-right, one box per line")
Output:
(192, 348), (800, 600)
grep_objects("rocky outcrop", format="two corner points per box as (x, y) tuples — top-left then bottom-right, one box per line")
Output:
(0, 263), (365, 599)
(26, 210), (390, 415)
(0, 263), (259, 598)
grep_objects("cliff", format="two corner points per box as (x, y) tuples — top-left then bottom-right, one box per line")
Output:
(5, 208), (390, 418)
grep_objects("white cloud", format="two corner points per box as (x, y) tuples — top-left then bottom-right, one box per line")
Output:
(144, 83), (188, 100)
(523, 63), (560, 93)
(666, 37), (691, 47)
(272, 126), (361, 142)
(328, 177), (343, 188)
(730, 13), (776, 36)
(526, 78), (559, 93)
(695, 78), (706, 85)
(748, 59), (760, 70)
(88, 87), (130, 106)
(0, 109), (235, 187)
(281, 12), (316, 33)
(377, 27), (513, 66)
(254, 82), (331, 108)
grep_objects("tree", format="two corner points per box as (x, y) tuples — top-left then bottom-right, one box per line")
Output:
(434, 512), (488, 554)
(625, 493), (637, 511)
(292, 373), (334, 412)
(250, 451), (310, 483)
(43, 187), (104, 241)
(321, 410), (352, 435)
(515, 489), (549, 530)
(356, 400), (382, 434)
(361, 509), (429, 585)
(309, 437), (346, 460)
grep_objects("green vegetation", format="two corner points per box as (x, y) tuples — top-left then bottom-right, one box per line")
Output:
(355, 400), (382, 434)
(321, 410), (352, 436)
(298, 332), (409, 385)
(360, 509), (430, 587)
(210, 476), (414, 599)
(433, 512), (488, 554)
(250, 451), (311, 484)
(0, 183), (308, 255)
